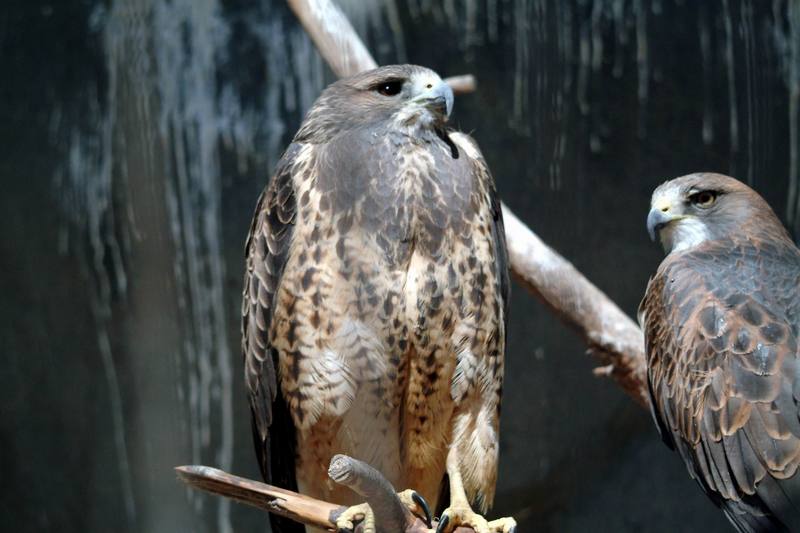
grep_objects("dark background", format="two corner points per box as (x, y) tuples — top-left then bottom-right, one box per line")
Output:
(2, 0), (798, 531)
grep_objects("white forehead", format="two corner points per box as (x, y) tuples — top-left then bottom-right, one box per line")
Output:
(650, 174), (710, 206)
(408, 69), (443, 86)
(650, 182), (682, 207)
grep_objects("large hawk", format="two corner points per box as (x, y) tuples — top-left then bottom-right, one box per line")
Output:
(639, 173), (800, 531)
(242, 65), (514, 533)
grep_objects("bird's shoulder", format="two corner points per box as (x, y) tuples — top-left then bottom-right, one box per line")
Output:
(647, 236), (800, 316)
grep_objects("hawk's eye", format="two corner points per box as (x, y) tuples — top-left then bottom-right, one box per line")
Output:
(374, 80), (403, 96)
(689, 190), (718, 208)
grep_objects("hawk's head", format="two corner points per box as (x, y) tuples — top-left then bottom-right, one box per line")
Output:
(647, 173), (786, 254)
(295, 64), (454, 142)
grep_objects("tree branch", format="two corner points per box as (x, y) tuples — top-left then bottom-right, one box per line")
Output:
(502, 209), (648, 406)
(176, 460), (475, 532)
(286, 0), (377, 78)
(286, 0), (649, 405)
(175, 465), (339, 529)
(286, 0), (476, 95)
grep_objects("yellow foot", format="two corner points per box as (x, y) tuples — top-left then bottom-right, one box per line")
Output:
(486, 517), (518, 533)
(334, 502), (374, 533)
(334, 491), (432, 532)
(435, 506), (517, 533)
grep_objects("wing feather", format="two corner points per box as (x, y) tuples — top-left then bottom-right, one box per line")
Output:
(451, 132), (510, 322)
(241, 143), (303, 533)
(641, 241), (800, 532)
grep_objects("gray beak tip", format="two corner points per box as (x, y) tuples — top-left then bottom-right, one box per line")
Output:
(646, 209), (671, 242)
(424, 81), (454, 119)
(444, 86), (454, 118)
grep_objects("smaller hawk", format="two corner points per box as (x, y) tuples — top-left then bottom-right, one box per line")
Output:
(639, 173), (800, 532)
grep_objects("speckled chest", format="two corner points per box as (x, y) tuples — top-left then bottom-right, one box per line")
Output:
(271, 129), (501, 430)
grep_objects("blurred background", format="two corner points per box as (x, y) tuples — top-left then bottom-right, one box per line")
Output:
(2, 0), (798, 531)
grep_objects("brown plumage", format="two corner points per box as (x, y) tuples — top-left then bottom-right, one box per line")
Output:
(242, 65), (512, 532)
(640, 173), (800, 532)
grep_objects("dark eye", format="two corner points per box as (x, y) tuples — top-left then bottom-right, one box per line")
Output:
(689, 190), (718, 208)
(375, 80), (403, 96)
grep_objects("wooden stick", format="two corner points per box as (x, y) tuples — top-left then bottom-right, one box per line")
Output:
(502, 209), (648, 406)
(286, 0), (476, 95)
(286, 0), (649, 405)
(175, 465), (339, 530)
(442, 74), (477, 94)
(176, 462), (475, 532)
(286, 0), (377, 77)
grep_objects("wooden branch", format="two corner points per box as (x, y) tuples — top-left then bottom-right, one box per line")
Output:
(286, 0), (476, 95)
(175, 465), (339, 529)
(502, 209), (648, 406)
(441, 74), (477, 95)
(176, 460), (475, 532)
(287, 0), (649, 405)
(287, 0), (377, 78)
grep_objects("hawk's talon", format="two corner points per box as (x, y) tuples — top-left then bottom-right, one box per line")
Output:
(435, 513), (449, 533)
(398, 489), (432, 528)
(413, 491), (432, 528)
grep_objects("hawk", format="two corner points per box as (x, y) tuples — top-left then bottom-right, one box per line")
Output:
(639, 173), (800, 532)
(242, 64), (515, 533)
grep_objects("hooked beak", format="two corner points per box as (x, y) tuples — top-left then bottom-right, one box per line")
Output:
(647, 209), (673, 241)
(647, 198), (686, 242)
(415, 80), (454, 120)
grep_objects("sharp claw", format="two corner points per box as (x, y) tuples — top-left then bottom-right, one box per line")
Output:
(436, 513), (450, 533)
(411, 491), (432, 528)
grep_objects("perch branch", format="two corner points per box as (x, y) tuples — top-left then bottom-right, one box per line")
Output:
(176, 460), (475, 532)
(502, 209), (648, 406)
(175, 465), (338, 529)
(287, 0), (649, 405)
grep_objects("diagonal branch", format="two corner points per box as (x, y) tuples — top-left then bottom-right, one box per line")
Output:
(287, 0), (648, 406)
(286, 0), (476, 94)
(502, 210), (648, 406)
